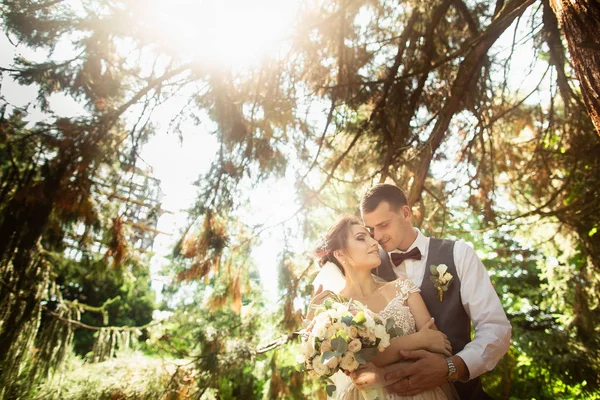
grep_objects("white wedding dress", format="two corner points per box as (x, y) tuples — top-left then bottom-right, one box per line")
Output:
(330, 279), (454, 400)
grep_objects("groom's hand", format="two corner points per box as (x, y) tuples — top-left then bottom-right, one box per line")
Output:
(384, 350), (449, 396)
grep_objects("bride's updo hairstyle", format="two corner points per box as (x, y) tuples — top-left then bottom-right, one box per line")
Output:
(314, 215), (362, 275)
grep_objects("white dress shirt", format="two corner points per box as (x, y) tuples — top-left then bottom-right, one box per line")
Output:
(389, 228), (512, 380)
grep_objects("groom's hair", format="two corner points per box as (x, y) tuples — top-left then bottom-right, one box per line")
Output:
(360, 184), (408, 213)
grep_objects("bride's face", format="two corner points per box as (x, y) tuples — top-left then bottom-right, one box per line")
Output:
(337, 225), (381, 271)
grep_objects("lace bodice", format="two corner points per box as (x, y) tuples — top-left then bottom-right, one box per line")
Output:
(378, 279), (420, 337)
(378, 279), (451, 400)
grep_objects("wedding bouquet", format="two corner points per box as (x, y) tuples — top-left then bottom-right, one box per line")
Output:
(297, 294), (400, 400)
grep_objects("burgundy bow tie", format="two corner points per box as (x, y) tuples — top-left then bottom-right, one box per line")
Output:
(390, 248), (422, 266)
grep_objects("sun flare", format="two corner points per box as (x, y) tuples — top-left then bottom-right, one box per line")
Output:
(145, 0), (298, 69)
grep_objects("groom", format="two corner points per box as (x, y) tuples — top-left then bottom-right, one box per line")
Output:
(359, 184), (511, 400)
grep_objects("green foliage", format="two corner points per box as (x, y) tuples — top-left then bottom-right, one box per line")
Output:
(51, 253), (155, 356)
(1, 0), (600, 399)
(463, 229), (600, 397)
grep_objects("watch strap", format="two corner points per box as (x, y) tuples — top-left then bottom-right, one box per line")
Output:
(445, 357), (459, 382)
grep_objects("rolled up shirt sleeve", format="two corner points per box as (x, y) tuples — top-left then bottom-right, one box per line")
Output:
(454, 241), (512, 380)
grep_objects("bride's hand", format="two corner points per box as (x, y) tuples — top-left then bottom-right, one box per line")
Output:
(350, 363), (384, 390)
(417, 318), (452, 357)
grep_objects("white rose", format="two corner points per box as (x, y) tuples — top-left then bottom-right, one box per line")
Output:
(312, 355), (330, 376)
(374, 324), (387, 339)
(334, 323), (349, 338)
(313, 322), (327, 339)
(364, 313), (376, 331)
(358, 328), (369, 338)
(320, 340), (333, 353)
(348, 339), (362, 353)
(326, 325), (339, 338)
(303, 339), (315, 358)
(333, 321), (345, 331)
(339, 352), (360, 372)
(347, 325), (359, 339)
(315, 312), (328, 324)
(324, 355), (340, 369)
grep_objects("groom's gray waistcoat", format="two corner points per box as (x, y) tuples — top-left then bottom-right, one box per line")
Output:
(421, 239), (470, 354)
(374, 238), (491, 400)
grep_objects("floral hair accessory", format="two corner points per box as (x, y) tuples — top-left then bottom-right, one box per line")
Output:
(315, 249), (330, 259)
(429, 264), (454, 302)
(314, 236), (330, 259)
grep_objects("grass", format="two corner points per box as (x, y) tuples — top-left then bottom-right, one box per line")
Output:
(31, 351), (197, 400)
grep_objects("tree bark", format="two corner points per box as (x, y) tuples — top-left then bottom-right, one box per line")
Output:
(550, 0), (600, 136)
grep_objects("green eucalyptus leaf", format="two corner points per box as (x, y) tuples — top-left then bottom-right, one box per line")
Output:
(357, 347), (378, 362)
(385, 318), (394, 331)
(326, 385), (337, 397)
(355, 352), (367, 365)
(331, 337), (348, 353)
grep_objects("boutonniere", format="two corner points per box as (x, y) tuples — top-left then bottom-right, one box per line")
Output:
(429, 264), (454, 302)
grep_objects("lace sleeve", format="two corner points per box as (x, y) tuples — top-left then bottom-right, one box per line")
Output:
(393, 279), (420, 304)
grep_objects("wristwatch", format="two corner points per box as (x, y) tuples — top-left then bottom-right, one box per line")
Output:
(445, 357), (459, 382)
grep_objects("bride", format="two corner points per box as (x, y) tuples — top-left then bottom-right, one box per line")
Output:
(309, 215), (457, 400)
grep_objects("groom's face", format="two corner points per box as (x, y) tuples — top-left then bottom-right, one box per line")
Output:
(361, 201), (413, 252)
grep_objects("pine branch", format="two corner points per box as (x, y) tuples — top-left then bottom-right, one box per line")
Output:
(64, 296), (120, 314)
(45, 307), (163, 332)
(256, 333), (297, 355)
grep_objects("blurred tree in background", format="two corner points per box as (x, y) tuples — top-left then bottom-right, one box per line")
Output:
(0, 0), (599, 399)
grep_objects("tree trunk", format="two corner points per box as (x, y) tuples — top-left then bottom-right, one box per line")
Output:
(0, 176), (60, 396)
(0, 141), (82, 395)
(550, 0), (600, 136)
